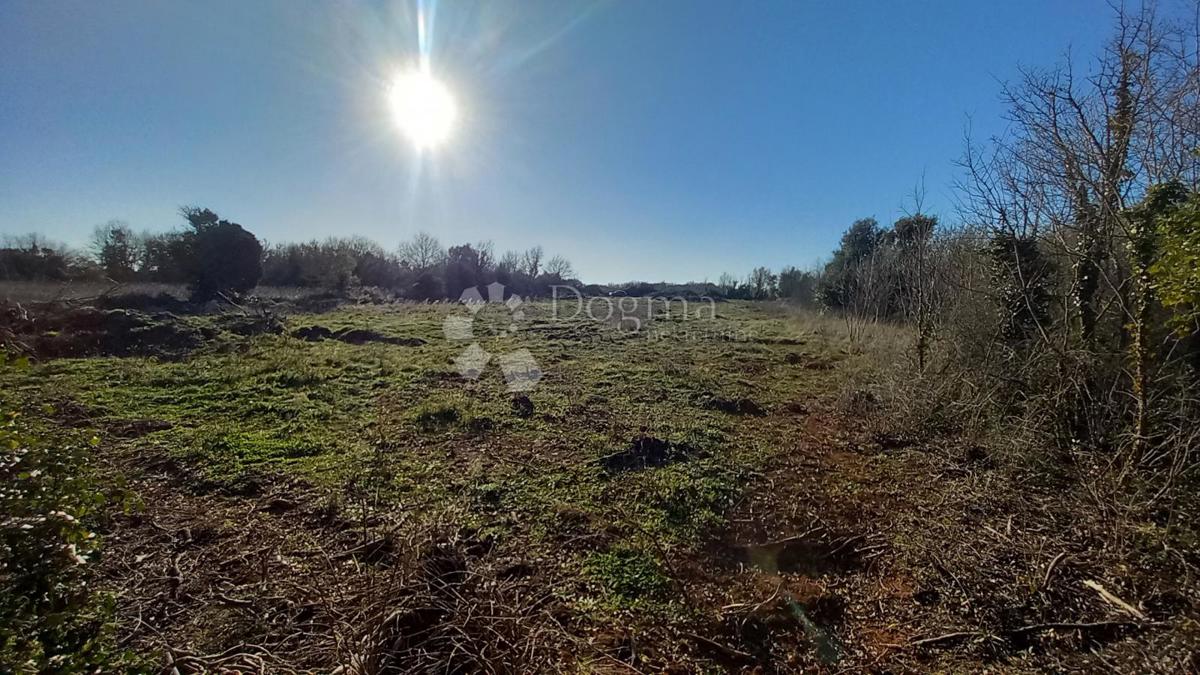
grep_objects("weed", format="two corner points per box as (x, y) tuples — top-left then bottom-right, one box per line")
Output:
(584, 548), (670, 602)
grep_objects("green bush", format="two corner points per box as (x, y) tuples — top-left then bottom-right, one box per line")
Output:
(1151, 188), (1200, 333)
(179, 207), (263, 301)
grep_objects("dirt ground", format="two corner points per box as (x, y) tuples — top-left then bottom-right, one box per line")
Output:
(2, 297), (1196, 673)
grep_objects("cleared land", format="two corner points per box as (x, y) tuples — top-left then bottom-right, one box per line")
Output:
(2, 297), (1194, 672)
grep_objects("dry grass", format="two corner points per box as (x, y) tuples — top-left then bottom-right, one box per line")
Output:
(0, 280), (334, 304)
(0, 280), (186, 303)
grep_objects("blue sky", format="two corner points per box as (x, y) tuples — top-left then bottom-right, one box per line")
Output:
(1, 0), (1115, 282)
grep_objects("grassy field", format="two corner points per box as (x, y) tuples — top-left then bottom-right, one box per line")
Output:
(2, 299), (1193, 672)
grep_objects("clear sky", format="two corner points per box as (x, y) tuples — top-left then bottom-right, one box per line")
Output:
(1, 0), (1117, 282)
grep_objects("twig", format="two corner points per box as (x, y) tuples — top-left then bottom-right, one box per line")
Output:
(1041, 551), (1068, 590)
(167, 553), (184, 599)
(910, 619), (1157, 650)
(217, 291), (250, 316)
(683, 631), (754, 661)
(909, 631), (982, 647)
(1082, 579), (1148, 620)
(216, 592), (256, 608)
(1009, 620), (1152, 635)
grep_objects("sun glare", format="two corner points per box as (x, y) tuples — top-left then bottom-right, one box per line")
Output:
(388, 69), (457, 150)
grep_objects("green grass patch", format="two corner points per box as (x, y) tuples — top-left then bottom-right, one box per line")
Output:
(584, 547), (671, 604)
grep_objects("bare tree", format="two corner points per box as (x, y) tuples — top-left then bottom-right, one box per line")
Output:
(498, 250), (522, 272)
(841, 249), (890, 346)
(521, 246), (544, 277)
(717, 272), (738, 293)
(746, 267), (777, 300)
(896, 181), (938, 371)
(475, 240), (495, 272)
(544, 255), (574, 279)
(954, 3), (1200, 464)
(996, 5), (1200, 349)
(397, 232), (445, 270)
(90, 220), (140, 281)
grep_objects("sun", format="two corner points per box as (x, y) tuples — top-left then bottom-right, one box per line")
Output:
(387, 69), (457, 149)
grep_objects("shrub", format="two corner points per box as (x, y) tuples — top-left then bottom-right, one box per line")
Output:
(179, 207), (263, 301)
(1151, 189), (1200, 335)
(0, 355), (122, 671)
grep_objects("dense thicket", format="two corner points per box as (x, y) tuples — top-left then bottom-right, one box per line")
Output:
(705, 4), (1200, 511)
(808, 4), (1200, 506)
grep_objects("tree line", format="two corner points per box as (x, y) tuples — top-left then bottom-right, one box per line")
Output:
(0, 211), (577, 302)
